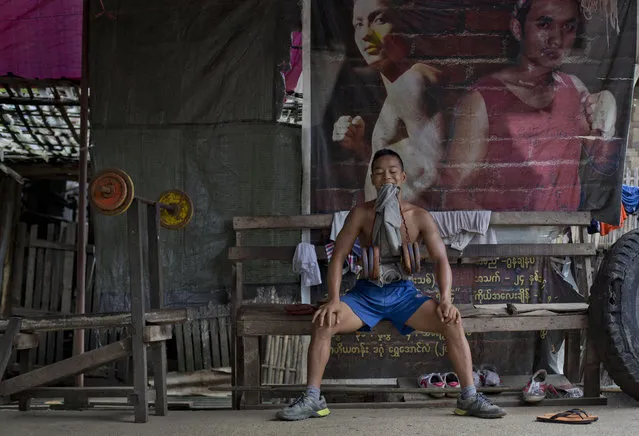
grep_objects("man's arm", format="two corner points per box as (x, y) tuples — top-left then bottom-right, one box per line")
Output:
(443, 90), (489, 192)
(419, 211), (452, 302)
(326, 207), (364, 301)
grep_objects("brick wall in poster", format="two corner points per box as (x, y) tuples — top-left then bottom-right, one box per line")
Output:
(311, 0), (635, 213)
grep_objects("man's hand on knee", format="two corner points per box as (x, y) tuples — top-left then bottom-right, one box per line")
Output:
(436, 300), (460, 326)
(312, 300), (343, 327)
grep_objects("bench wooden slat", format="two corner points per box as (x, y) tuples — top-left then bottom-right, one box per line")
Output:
(236, 304), (587, 336)
(228, 243), (595, 262)
(232, 212), (592, 231)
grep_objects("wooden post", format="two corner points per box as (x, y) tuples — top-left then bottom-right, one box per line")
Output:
(563, 331), (581, 383)
(583, 331), (601, 398)
(128, 200), (149, 423)
(147, 203), (167, 416)
(232, 231), (243, 409)
(17, 349), (31, 410)
(242, 337), (261, 407)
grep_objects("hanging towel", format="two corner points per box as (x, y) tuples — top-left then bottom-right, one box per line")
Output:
(330, 210), (351, 241)
(293, 242), (322, 286)
(430, 211), (492, 251)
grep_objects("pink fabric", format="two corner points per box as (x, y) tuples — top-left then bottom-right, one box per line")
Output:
(283, 31), (302, 92)
(446, 72), (588, 211)
(0, 0), (82, 80)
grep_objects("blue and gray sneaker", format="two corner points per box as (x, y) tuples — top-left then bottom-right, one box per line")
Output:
(454, 392), (507, 419)
(276, 393), (331, 421)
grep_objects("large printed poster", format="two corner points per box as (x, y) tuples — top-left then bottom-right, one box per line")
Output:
(311, 0), (637, 376)
(311, 0), (636, 223)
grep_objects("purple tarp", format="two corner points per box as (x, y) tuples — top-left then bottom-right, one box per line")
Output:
(0, 0), (82, 80)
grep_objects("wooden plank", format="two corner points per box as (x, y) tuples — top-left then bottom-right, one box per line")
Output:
(233, 215), (333, 230)
(127, 200), (149, 424)
(232, 212), (592, 230)
(474, 303), (589, 314)
(151, 341), (168, 416)
(23, 225), (38, 309)
(228, 243), (596, 262)
(0, 317), (21, 379)
(27, 239), (95, 253)
(183, 320), (195, 373)
(147, 203), (168, 416)
(583, 332), (601, 397)
(564, 331), (582, 383)
(37, 224), (54, 364)
(0, 338), (131, 397)
(489, 212), (591, 226)
(201, 318), (211, 369)
(210, 318), (221, 368)
(175, 324), (185, 372)
(241, 337), (260, 406)
(17, 349), (31, 410)
(146, 203), (163, 309)
(143, 325), (173, 343)
(10, 223), (27, 311)
(58, 223), (75, 361)
(219, 315), (230, 367)
(17, 386), (134, 398)
(236, 305), (588, 336)
(232, 230), (243, 410)
(0, 308), (190, 332)
(13, 333), (39, 350)
(192, 317), (203, 370)
(42, 224), (57, 365)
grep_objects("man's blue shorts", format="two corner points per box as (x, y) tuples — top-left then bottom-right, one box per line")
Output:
(341, 279), (432, 335)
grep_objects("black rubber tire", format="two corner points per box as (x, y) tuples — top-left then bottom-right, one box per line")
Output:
(589, 229), (639, 400)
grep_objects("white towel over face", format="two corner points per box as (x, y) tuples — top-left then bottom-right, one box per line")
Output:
(293, 242), (322, 286)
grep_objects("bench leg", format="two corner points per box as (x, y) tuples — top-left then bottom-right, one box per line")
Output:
(242, 337), (260, 407)
(563, 331), (581, 383)
(583, 332), (601, 397)
(17, 349), (31, 411)
(151, 342), (168, 416)
(128, 200), (149, 423)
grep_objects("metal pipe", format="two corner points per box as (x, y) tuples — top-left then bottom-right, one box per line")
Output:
(73, 0), (91, 388)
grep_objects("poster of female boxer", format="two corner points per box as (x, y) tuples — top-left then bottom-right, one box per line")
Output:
(310, 0), (636, 225)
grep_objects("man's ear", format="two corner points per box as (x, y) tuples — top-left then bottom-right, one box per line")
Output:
(510, 18), (523, 42)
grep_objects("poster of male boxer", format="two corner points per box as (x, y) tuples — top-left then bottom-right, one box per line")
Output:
(310, 0), (636, 225)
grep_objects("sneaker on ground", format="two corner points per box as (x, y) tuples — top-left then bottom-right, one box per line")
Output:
(443, 372), (461, 398)
(418, 373), (446, 398)
(480, 364), (501, 387)
(455, 392), (507, 419)
(522, 369), (548, 403)
(275, 393), (331, 421)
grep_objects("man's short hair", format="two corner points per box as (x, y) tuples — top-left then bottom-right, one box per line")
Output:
(371, 149), (405, 171)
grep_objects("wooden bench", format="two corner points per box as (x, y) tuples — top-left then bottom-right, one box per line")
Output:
(229, 212), (602, 408)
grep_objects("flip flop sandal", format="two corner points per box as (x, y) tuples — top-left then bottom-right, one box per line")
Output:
(536, 408), (599, 424)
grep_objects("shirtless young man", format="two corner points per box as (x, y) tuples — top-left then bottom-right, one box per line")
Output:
(276, 149), (506, 421)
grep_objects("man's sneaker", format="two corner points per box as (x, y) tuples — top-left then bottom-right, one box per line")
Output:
(443, 372), (461, 398)
(479, 364), (501, 387)
(417, 373), (446, 398)
(275, 393), (331, 421)
(455, 392), (507, 419)
(522, 369), (548, 403)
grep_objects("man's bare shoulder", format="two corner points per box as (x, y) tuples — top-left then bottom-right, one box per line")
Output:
(402, 202), (438, 226)
(346, 201), (375, 222)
